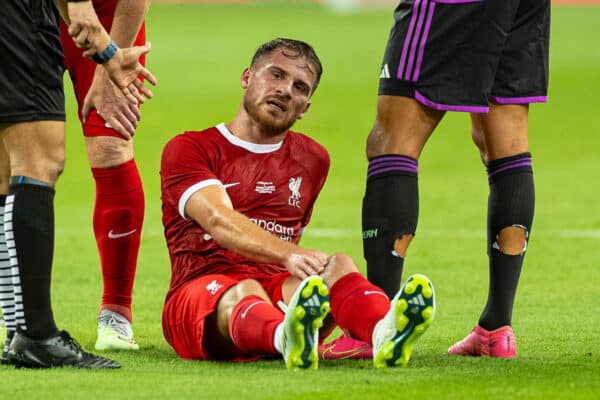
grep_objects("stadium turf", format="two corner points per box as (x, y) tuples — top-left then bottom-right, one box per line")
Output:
(1, 3), (599, 399)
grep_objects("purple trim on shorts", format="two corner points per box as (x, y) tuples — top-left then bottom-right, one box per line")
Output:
(490, 96), (548, 105)
(405, 0), (430, 80)
(398, 0), (422, 80)
(415, 90), (489, 113)
(413, 2), (435, 81)
(433, 0), (481, 3)
(487, 159), (532, 179)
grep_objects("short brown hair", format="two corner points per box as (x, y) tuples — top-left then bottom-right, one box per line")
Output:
(251, 38), (323, 94)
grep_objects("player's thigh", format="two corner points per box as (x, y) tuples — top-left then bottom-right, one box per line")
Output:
(85, 134), (134, 168)
(2, 121), (65, 185)
(470, 104), (529, 161)
(0, 138), (9, 193)
(367, 95), (442, 159)
(162, 274), (239, 360)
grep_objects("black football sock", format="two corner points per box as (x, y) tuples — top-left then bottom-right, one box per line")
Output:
(362, 155), (419, 298)
(479, 153), (535, 330)
(7, 177), (59, 339)
(0, 194), (17, 336)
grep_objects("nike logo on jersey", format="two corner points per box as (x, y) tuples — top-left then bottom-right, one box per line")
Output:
(363, 290), (387, 298)
(241, 300), (265, 318)
(108, 229), (137, 239)
(223, 182), (240, 189)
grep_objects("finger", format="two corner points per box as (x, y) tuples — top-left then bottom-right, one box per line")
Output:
(306, 256), (324, 273)
(133, 77), (153, 99)
(302, 259), (317, 276)
(121, 87), (139, 105)
(137, 64), (157, 86)
(68, 23), (82, 38)
(81, 95), (93, 123)
(73, 30), (89, 49)
(128, 102), (141, 121)
(294, 267), (308, 280)
(120, 104), (139, 130)
(114, 112), (136, 139)
(128, 83), (145, 104)
(107, 116), (132, 140)
(82, 48), (96, 58)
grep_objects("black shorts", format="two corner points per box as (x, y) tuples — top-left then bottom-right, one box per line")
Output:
(378, 0), (550, 112)
(0, 0), (65, 123)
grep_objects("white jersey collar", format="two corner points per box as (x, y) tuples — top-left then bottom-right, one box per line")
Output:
(216, 123), (283, 154)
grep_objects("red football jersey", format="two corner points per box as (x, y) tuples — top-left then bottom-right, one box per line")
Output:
(160, 123), (330, 297)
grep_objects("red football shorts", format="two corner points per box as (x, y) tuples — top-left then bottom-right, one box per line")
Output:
(60, 12), (146, 138)
(162, 272), (291, 360)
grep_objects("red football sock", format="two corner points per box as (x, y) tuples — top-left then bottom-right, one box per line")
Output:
(91, 159), (144, 322)
(229, 295), (283, 355)
(330, 272), (390, 344)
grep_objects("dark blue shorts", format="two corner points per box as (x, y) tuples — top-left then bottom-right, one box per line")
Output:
(378, 0), (550, 112)
(0, 0), (65, 123)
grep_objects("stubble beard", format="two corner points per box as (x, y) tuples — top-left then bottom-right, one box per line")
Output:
(243, 97), (296, 137)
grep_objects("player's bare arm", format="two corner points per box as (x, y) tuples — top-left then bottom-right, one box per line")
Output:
(81, 0), (150, 138)
(185, 185), (328, 279)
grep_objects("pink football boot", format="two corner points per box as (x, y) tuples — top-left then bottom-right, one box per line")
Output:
(448, 325), (516, 358)
(318, 332), (373, 360)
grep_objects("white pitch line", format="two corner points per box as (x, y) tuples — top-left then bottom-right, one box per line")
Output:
(302, 228), (600, 239)
(54, 227), (600, 239)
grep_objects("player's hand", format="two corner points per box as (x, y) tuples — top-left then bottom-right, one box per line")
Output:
(100, 42), (157, 105)
(283, 250), (329, 280)
(67, 1), (111, 53)
(82, 66), (141, 140)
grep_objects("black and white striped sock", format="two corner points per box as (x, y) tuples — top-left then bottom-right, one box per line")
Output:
(8, 178), (59, 339)
(0, 194), (17, 340)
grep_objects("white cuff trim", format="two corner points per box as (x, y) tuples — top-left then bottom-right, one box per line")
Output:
(178, 179), (222, 219)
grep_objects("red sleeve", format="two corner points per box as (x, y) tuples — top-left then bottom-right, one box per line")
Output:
(160, 132), (221, 218)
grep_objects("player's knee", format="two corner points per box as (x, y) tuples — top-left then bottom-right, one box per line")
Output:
(330, 253), (359, 274)
(366, 122), (386, 159)
(219, 279), (268, 319)
(232, 279), (267, 300)
(494, 225), (529, 256)
(392, 234), (413, 258)
(86, 136), (133, 168)
(29, 149), (65, 184)
(321, 253), (359, 287)
(470, 123), (488, 164)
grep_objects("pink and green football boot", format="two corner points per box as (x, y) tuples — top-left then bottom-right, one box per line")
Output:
(448, 325), (516, 358)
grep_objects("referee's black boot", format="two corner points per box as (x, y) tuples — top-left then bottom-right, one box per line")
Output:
(7, 330), (120, 369)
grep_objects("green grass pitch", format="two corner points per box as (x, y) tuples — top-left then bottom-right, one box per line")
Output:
(1, 2), (599, 399)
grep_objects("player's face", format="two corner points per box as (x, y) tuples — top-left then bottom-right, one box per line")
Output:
(242, 49), (316, 136)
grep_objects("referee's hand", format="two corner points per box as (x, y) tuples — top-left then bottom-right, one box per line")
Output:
(67, 1), (110, 53)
